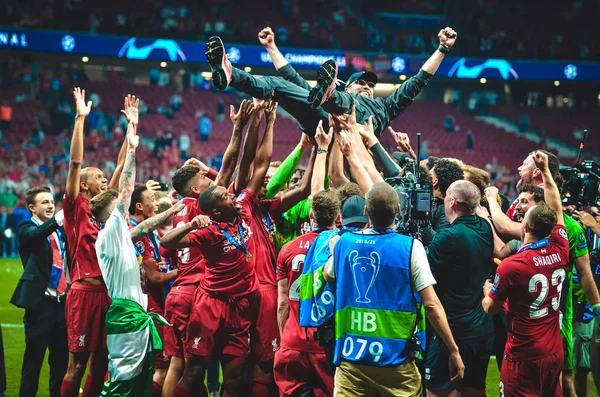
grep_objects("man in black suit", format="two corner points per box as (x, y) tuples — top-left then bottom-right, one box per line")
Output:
(11, 186), (69, 397)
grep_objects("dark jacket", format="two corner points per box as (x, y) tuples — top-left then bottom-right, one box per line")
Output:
(10, 216), (69, 309)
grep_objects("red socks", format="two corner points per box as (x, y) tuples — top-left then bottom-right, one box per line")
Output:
(152, 381), (163, 397)
(60, 379), (80, 397)
(82, 373), (105, 397)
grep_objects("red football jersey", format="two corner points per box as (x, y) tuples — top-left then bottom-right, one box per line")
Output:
(489, 224), (569, 361)
(240, 189), (282, 289)
(132, 230), (165, 313)
(277, 229), (330, 353)
(188, 193), (259, 297)
(171, 197), (205, 288)
(62, 193), (102, 282)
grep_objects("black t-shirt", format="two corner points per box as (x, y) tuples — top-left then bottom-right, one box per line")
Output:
(426, 214), (495, 342)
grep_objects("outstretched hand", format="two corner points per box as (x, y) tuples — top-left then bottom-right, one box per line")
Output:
(266, 101), (278, 124)
(338, 130), (356, 156)
(258, 27), (275, 48)
(73, 87), (92, 117)
(121, 94), (140, 125)
(388, 127), (416, 159)
(230, 99), (255, 127)
(438, 27), (457, 48)
(315, 120), (333, 149)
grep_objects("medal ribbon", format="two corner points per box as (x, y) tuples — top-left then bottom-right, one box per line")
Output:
(215, 223), (249, 255)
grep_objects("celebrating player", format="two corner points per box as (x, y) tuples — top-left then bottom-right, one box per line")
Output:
(483, 151), (568, 396)
(60, 89), (133, 397)
(274, 190), (339, 396)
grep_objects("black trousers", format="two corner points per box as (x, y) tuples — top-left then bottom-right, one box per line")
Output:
(19, 297), (68, 397)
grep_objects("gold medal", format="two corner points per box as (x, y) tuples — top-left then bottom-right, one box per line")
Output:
(269, 234), (274, 243)
(246, 252), (253, 262)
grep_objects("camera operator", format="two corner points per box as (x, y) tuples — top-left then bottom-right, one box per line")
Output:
(425, 180), (494, 396)
(420, 159), (464, 245)
(323, 182), (464, 396)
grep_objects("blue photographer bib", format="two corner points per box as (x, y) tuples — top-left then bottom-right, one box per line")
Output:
(332, 229), (426, 367)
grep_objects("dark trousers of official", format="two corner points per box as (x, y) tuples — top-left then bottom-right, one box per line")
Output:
(230, 67), (329, 136)
(19, 297), (68, 397)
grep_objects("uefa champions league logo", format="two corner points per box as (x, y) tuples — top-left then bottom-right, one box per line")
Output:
(61, 35), (75, 52)
(349, 251), (380, 304)
(564, 64), (578, 80)
(227, 47), (241, 63)
(391, 57), (405, 73)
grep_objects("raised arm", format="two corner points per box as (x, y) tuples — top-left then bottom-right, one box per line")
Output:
(279, 146), (316, 213)
(338, 130), (373, 193)
(384, 27), (457, 119)
(328, 135), (350, 187)
(358, 117), (400, 178)
(130, 201), (186, 240)
(484, 186), (521, 239)
(533, 151), (564, 226)
(216, 100), (254, 187)
(158, 214), (211, 249)
(109, 95), (139, 190)
(234, 101), (266, 194)
(115, 122), (138, 219)
(247, 102), (277, 194)
(265, 133), (311, 199)
(312, 120), (332, 195)
(66, 87), (92, 198)
(258, 27), (288, 71)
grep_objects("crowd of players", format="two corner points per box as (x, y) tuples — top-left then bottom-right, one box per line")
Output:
(12, 25), (600, 397)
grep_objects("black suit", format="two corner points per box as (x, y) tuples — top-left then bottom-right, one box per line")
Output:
(10, 216), (69, 397)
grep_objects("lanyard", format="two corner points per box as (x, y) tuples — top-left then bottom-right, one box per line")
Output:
(368, 227), (395, 234)
(31, 216), (64, 261)
(215, 223), (249, 255)
(263, 208), (273, 235)
(517, 237), (550, 254)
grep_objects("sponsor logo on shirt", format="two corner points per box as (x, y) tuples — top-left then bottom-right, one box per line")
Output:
(222, 221), (253, 253)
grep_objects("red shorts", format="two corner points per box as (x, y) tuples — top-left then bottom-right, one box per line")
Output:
(273, 348), (334, 397)
(185, 289), (256, 359)
(163, 285), (196, 358)
(500, 352), (563, 397)
(250, 286), (280, 363)
(66, 282), (110, 353)
(153, 318), (170, 370)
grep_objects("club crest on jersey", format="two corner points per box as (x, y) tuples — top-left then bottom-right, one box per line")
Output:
(135, 241), (145, 253)
(559, 228), (568, 240)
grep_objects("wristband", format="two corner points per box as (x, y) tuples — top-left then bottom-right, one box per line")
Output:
(592, 303), (600, 317)
(317, 147), (328, 154)
(438, 45), (450, 55)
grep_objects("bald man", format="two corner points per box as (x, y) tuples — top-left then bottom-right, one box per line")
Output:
(425, 180), (495, 397)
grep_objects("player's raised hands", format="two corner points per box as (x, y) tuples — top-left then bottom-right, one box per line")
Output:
(146, 179), (161, 192)
(315, 120), (333, 149)
(573, 210), (597, 228)
(298, 131), (312, 151)
(190, 214), (211, 230)
(484, 186), (499, 199)
(388, 127), (416, 159)
(230, 99), (255, 127)
(73, 87), (92, 117)
(126, 122), (139, 149)
(266, 101), (278, 124)
(258, 27), (275, 48)
(338, 129), (356, 157)
(121, 94), (140, 125)
(533, 150), (549, 172)
(438, 27), (457, 48)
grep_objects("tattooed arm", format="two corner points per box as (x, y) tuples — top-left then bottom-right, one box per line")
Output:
(116, 122), (138, 219)
(129, 202), (185, 239)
